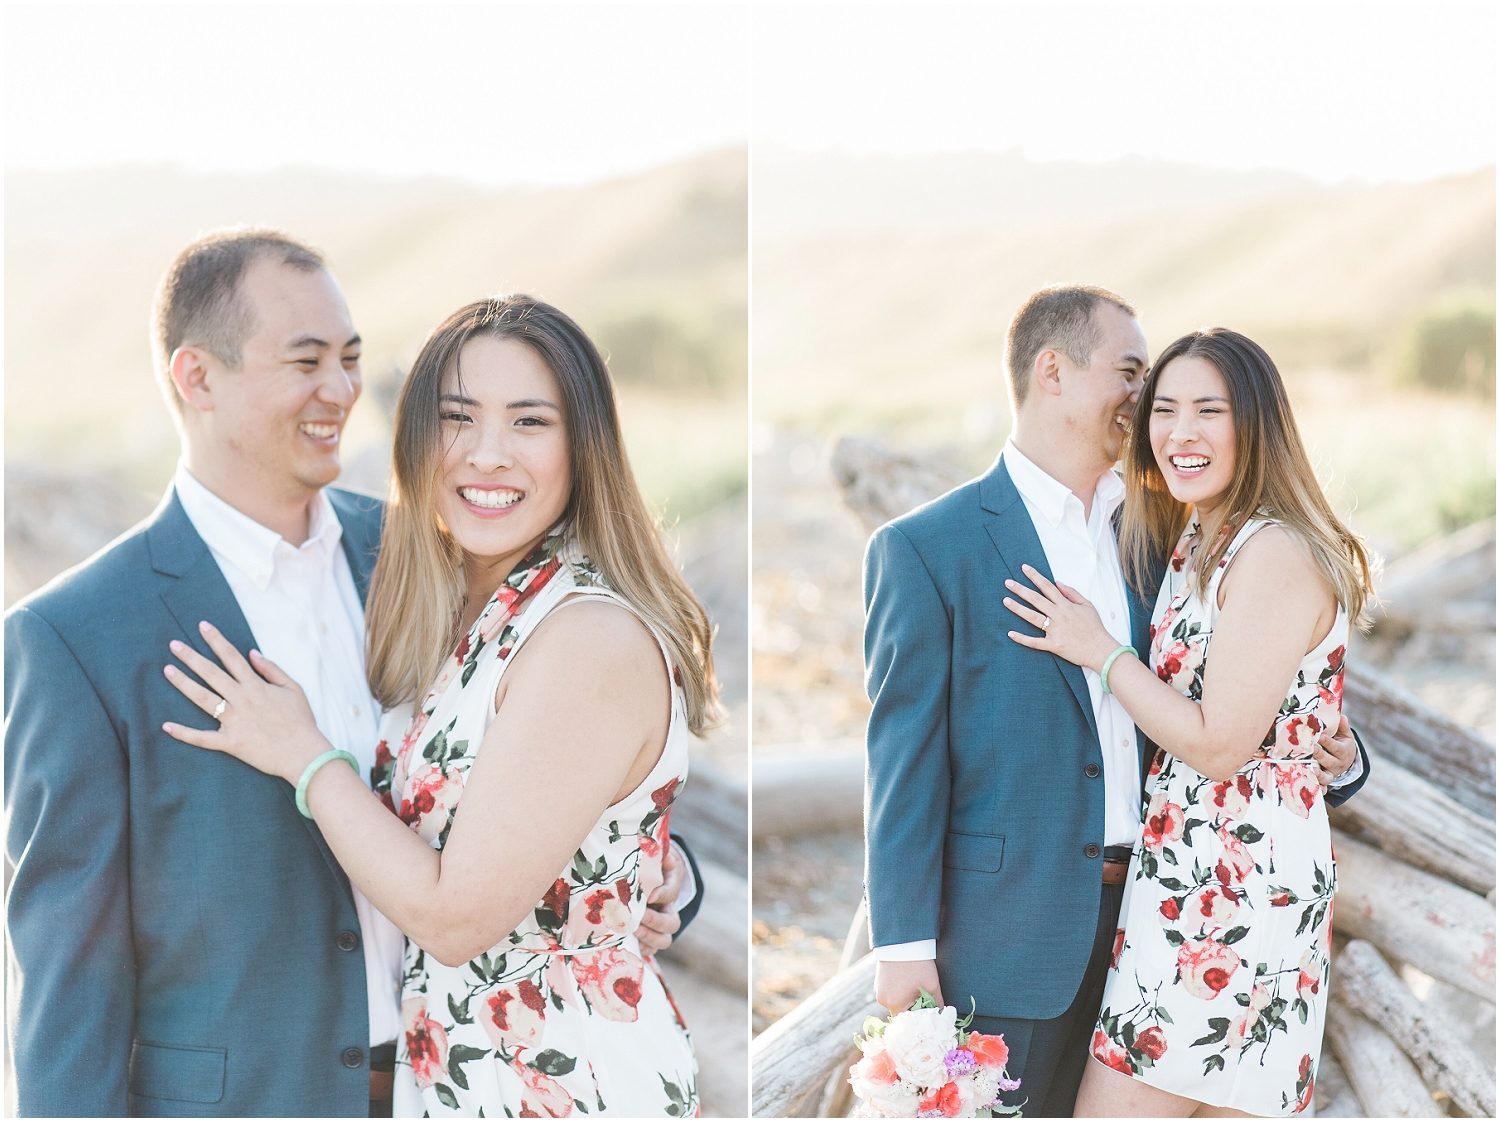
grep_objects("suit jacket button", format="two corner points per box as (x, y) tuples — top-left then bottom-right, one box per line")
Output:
(1084, 844), (1101, 859)
(342, 1047), (364, 1069)
(1084, 764), (1101, 778)
(336, 930), (359, 952)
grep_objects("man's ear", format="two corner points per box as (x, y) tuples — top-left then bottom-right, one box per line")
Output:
(169, 346), (217, 414)
(1033, 347), (1064, 398)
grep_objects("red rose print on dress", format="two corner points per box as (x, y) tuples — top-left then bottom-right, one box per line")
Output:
(1208, 774), (1254, 821)
(1158, 897), (1182, 925)
(511, 1058), (575, 1117)
(1135, 1026), (1168, 1061)
(1092, 1030), (1133, 1075)
(1155, 638), (1204, 692)
(1214, 826), (1256, 885)
(1110, 928), (1126, 969)
(482, 981), (547, 1051)
(1181, 885), (1240, 938)
(1275, 763), (1321, 818)
(397, 764), (464, 842)
(570, 946), (646, 1022)
(1176, 937), (1241, 1000)
(1297, 950), (1322, 997)
(1142, 791), (1186, 853)
(403, 997), (449, 1089)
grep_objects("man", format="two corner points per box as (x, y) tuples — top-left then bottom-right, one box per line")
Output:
(861, 285), (1368, 1116)
(4, 229), (701, 1117)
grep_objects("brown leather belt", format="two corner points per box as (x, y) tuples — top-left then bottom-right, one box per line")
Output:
(369, 1069), (394, 1103)
(1102, 860), (1129, 885)
(369, 1041), (396, 1116)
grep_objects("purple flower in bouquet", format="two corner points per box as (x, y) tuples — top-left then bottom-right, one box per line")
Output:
(943, 1048), (976, 1079)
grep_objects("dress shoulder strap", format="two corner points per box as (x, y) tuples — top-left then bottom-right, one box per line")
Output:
(1205, 516), (1276, 597)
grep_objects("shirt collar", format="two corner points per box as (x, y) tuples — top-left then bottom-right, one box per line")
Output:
(1002, 440), (1125, 529)
(173, 461), (344, 591)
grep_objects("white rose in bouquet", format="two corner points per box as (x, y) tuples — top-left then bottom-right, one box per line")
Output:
(882, 1004), (958, 1088)
(862, 1077), (923, 1117)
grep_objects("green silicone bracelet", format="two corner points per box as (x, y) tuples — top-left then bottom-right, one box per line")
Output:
(1100, 644), (1138, 695)
(295, 749), (359, 818)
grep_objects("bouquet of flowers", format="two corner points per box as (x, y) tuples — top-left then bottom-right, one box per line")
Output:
(847, 991), (1022, 1118)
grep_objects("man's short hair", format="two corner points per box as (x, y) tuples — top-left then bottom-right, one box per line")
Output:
(1005, 284), (1138, 407)
(151, 228), (326, 413)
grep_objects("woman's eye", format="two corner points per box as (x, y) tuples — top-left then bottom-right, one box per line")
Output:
(514, 415), (550, 428)
(440, 411), (472, 424)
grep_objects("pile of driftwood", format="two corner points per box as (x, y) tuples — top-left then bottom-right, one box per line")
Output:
(750, 438), (1495, 1118)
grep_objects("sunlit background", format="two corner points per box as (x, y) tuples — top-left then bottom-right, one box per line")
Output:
(5, 2), (749, 1114)
(747, 3), (1497, 1091)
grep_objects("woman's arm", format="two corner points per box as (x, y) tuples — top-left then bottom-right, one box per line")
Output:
(164, 602), (668, 966)
(1005, 527), (1337, 782)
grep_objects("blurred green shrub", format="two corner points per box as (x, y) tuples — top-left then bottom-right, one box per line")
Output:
(597, 311), (744, 394)
(1394, 294), (1496, 397)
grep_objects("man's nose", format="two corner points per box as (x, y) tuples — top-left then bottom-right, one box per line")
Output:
(317, 360), (359, 408)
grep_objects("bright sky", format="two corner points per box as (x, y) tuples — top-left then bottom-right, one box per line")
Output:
(752, 2), (1496, 185)
(5, 2), (750, 187)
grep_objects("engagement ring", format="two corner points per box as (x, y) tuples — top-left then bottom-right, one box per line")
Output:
(212, 698), (227, 720)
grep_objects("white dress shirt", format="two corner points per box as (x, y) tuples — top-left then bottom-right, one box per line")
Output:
(874, 442), (1141, 962)
(175, 464), (406, 1047)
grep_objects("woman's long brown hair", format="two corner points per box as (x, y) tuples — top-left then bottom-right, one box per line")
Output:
(1119, 328), (1375, 625)
(365, 296), (722, 734)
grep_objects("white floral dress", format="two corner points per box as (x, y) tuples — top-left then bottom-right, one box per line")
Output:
(1092, 517), (1346, 1116)
(372, 534), (698, 1118)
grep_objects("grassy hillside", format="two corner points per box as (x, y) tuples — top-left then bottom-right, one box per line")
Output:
(6, 149), (747, 519)
(753, 160), (1494, 550)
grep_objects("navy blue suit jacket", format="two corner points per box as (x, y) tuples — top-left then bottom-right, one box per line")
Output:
(862, 458), (1368, 1021)
(6, 487), (384, 1116)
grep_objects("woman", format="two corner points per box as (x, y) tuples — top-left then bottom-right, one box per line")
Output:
(161, 297), (718, 1117)
(1003, 329), (1373, 1117)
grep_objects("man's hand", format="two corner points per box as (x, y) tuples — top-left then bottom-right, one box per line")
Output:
(1314, 713), (1358, 788)
(875, 959), (942, 1015)
(637, 841), (687, 955)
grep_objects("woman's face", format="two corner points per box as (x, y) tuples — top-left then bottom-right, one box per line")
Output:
(434, 335), (571, 579)
(1149, 354), (1237, 516)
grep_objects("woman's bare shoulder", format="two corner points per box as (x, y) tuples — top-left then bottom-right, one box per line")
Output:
(1220, 522), (1331, 606)
(510, 596), (665, 686)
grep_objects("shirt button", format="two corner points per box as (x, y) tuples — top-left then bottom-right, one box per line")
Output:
(1085, 764), (1101, 779)
(1084, 844), (1101, 859)
(319, 622), (328, 634)
(350, 705), (360, 717)
(1123, 739), (1131, 748)
(336, 930), (359, 952)
(341, 1047), (364, 1069)
(1109, 611), (1116, 619)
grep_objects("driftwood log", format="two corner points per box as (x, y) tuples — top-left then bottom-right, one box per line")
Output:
(1328, 753), (1495, 895)
(658, 858), (747, 994)
(1325, 995), (1446, 1117)
(1329, 831), (1495, 1001)
(751, 753), (865, 839)
(1343, 662), (1495, 818)
(750, 953), (881, 1117)
(1333, 940), (1495, 1117)
(1372, 517), (1495, 626)
(829, 437), (968, 533)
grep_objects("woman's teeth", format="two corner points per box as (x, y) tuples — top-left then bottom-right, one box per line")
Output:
(299, 422), (339, 440)
(459, 487), (522, 508)
(1171, 454), (1210, 473)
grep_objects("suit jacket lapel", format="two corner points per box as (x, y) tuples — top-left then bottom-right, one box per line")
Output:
(329, 489), (382, 607)
(1111, 503), (1169, 794)
(148, 489), (355, 902)
(979, 459), (1101, 744)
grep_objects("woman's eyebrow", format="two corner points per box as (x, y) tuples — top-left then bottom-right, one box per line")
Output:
(507, 398), (560, 409)
(440, 393), (480, 406)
